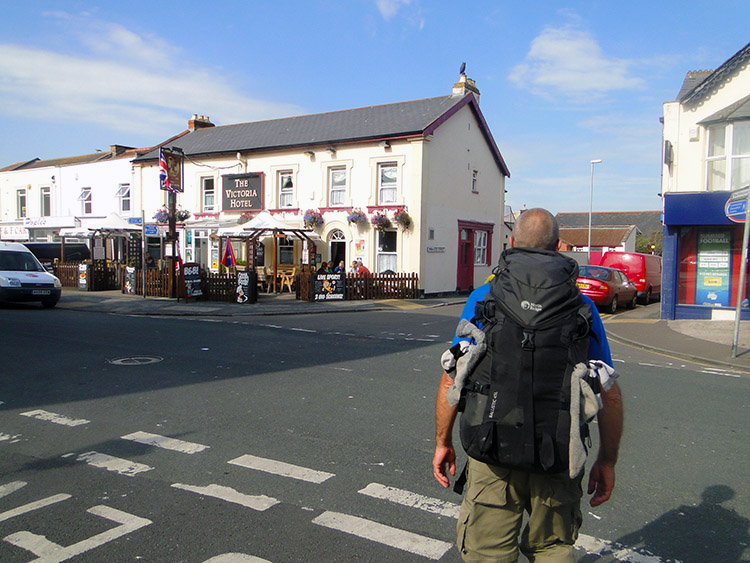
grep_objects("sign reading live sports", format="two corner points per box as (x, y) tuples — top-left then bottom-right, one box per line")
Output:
(222, 173), (264, 212)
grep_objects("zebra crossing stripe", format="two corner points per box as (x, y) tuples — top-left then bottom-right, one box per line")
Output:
(20, 410), (90, 427)
(312, 510), (453, 560)
(358, 483), (460, 518)
(228, 454), (334, 484)
(171, 483), (279, 512)
(121, 431), (210, 454)
(63, 452), (153, 477)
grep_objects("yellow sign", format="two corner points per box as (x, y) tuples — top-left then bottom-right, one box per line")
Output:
(703, 277), (723, 286)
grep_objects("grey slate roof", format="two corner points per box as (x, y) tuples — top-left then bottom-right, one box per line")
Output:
(556, 211), (662, 235)
(680, 42), (750, 105)
(133, 94), (510, 176)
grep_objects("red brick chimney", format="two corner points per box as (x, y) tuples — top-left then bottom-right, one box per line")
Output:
(188, 114), (215, 131)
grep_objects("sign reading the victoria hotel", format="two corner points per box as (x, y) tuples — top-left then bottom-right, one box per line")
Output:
(222, 173), (264, 212)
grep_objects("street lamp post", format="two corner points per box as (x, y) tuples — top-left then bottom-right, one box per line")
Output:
(588, 159), (602, 264)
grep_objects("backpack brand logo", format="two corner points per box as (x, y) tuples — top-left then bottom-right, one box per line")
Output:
(521, 300), (542, 312)
(488, 391), (498, 419)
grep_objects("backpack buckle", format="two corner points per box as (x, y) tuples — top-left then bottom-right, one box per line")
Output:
(521, 331), (535, 351)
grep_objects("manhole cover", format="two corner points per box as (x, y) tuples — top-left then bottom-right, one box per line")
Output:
(108, 356), (164, 366)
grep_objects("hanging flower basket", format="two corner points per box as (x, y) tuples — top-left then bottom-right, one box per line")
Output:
(394, 209), (412, 229)
(153, 206), (170, 223)
(370, 211), (392, 231)
(238, 212), (253, 224)
(347, 209), (368, 225)
(303, 209), (324, 228)
(175, 207), (191, 222)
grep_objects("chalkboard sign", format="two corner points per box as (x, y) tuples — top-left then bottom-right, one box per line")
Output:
(181, 263), (202, 298)
(314, 272), (345, 301)
(124, 266), (136, 294)
(236, 271), (250, 304)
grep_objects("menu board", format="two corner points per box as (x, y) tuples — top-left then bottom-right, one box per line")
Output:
(182, 263), (202, 298)
(695, 230), (731, 306)
(124, 266), (136, 294)
(236, 271), (250, 304)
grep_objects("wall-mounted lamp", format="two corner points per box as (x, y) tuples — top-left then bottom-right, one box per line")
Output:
(379, 141), (390, 149)
(325, 146), (337, 156)
(303, 150), (315, 158)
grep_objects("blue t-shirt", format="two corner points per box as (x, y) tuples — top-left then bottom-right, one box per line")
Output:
(452, 283), (612, 364)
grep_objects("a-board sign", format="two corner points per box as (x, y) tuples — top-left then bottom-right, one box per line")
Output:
(314, 272), (345, 301)
(236, 270), (250, 304)
(182, 262), (202, 298)
(78, 263), (88, 291)
(124, 266), (136, 294)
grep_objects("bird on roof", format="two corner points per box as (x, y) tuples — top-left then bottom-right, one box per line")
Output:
(459, 62), (466, 76)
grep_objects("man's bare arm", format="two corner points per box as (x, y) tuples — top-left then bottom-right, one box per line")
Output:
(432, 370), (459, 488)
(588, 380), (623, 507)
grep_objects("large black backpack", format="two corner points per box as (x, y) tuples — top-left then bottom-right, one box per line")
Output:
(457, 247), (592, 477)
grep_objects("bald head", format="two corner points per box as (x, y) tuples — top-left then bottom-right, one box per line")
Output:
(511, 208), (559, 251)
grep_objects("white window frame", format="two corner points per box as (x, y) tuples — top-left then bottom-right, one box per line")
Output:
(17, 189), (27, 218)
(376, 229), (398, 273)
(329, 166), (347, 207)
(201, 177), (215, 212)
(116, 183), (131, 214)
(40, 187), (51, 217)
(78, 187), (92, 215)
(278, 170), (294, 208)
(378, 162), (398, 204)
(474, 230), (488, 265)
(706, 120), (750, 191)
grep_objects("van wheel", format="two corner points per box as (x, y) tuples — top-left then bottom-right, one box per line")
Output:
(638, 289), (651, 305)
(607, 296), (618, 314)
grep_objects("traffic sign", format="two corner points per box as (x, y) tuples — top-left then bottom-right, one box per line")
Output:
(144, 226), (158, 235)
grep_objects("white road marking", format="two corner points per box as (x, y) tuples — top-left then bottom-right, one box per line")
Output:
(121, 431), (210, 454)
(203, 554), (271, 562)
(0, 481), (26, 498)
(699, 368), (741, 378)
(575, 534), (665, 562)
(20, 409), (90, 427)
(0, 432), (22, 442)
(64, 451), (153, 477)
(358, 483), (460, 519)
(290, 327), (316, 333)
(172, 483), (279, 511)
(0, 494), (71, 523)
(4, 504), (151, 562)
(228, 454), (334, 484)
(312, 510), (452, 560)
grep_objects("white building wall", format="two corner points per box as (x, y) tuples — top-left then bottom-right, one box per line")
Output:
(662, 66), (750, 195)
(421, 104), (506, 293)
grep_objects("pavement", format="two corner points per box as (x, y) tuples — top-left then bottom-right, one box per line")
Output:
(53, 287), (750, 374)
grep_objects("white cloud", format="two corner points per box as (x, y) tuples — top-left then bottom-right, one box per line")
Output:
(509, 26), (644, 103)
(375, 0), (411, 21)
(0, 17), (304, 140)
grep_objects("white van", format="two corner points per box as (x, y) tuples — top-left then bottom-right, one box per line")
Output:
(0, 242), (62, 308)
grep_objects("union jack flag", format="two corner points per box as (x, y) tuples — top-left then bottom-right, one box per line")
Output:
(159, 148), (176, 192)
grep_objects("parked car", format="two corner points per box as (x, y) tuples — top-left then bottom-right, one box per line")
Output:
(0, 242), (62, 308)
(599, 251), (662, 304)
(576, 265), (638, 314)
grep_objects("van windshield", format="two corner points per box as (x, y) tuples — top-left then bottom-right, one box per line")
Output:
(0, 251), (45, 272)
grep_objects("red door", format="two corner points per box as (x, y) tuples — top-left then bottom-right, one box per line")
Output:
(456, 228), (473, 292)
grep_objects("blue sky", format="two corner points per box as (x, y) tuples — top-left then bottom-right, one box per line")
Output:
(0, 1), (747, 214)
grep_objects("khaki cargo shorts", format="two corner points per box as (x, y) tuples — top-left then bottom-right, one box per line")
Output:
(456, 458), (583, 563)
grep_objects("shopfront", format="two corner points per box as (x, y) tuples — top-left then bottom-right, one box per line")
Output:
(663, 191), (750, 320)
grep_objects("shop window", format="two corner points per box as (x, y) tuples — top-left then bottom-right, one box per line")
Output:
(474, 230), (488, 265)
(377, 230), (397, 272)
(202, 177), (215, 211)
(78, 187), (92, 215)
(706, 121), (750, 191)
(329, 167), (347, 206)
(17, 189), (27, 218)
(116, 184), (131, 213)
(41, 187), (51, 217)
(378, 163), (397, 204)
(278, 170), (294, 207)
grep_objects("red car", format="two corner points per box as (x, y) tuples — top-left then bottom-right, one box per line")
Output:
(576, 265), (638, 314)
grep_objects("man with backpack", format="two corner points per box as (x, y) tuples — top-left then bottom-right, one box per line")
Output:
(432, 208), (623, 562)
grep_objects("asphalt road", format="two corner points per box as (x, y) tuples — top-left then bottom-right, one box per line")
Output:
(0, 303), (748, 562)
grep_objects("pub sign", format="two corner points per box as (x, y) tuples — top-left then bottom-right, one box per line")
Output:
(222, 173), (264, 212)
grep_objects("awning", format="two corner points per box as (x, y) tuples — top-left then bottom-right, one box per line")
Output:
(59, 213), (143, 238)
